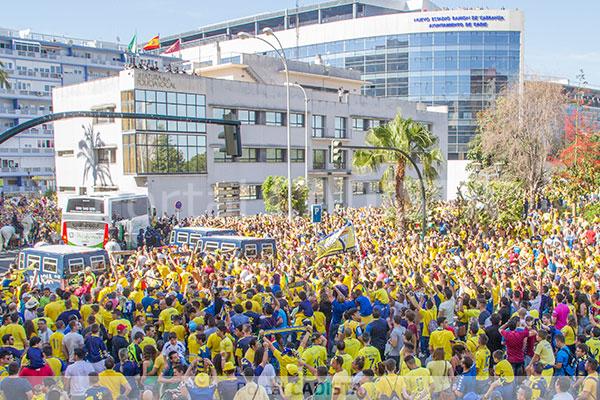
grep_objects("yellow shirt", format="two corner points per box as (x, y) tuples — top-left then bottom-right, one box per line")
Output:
(99, 369), (129, 399)
(582, 372), (599, 400)
(400, 355), (422, 376)
(375, 374), (404, 398)
(405, 367), (432, 398)
(108, 318), (132, 337)
(46, 357), (62, 376)
(158, 307), (179, 332)
(476, 346), (491, 381)
(49, 331), (65, 360)
(313, 311), (326, 334)
(332, 369), (350, 400)
(153, 354), (166, 376)
(587, 338), (600, 364)
(419, 306), (437, 337)
(534, 340), (555, 366)
(299, 345), (327, 376)
(5, 324), (26, 350)
(170, 325), (186, 342)
(80, 304), (93, 326)
(372, 288), (390, 305)
(44, 301), (65, 323)
(343, 337), (362, 359)
(429, 328), (455, 361)
(207, 332), (222, 359)
(561, 325), (576, 346)
(139, 336), (157, 352)
(220, 336), (234, 361)
(494, 359), (514, 384)
(357, 345), (381, 370)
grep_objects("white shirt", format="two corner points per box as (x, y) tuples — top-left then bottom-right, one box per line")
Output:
(438, 298), (456, 325)
(65, 360), (95, 396)
(552, 392), (574, 400)
(63, 332), (84, 362)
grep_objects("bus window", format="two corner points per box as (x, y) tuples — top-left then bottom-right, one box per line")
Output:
(27, 255), (40, 270)
(42, 258), (58, 274)
(262, 244), (274, 256)
(18, 253), (24, 270)
(69, 258), (84, 274)
(169, 231), (175, 244)
(189, 234), (202, 247)
(133, 197), (150, 216)
(90, 255), (107, 272)
(176, 232), (189, 244)
(221, 242), (236, 252)
(66, 198), (104, 214)
(194, 240), (204, 252)
(204, 241), (219, 252)
(244, 244), (257, 258)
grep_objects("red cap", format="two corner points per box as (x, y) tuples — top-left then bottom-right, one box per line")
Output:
(117, 324), (127, 332)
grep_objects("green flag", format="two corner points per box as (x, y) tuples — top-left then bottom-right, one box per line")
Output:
(127, 34), (137, 53)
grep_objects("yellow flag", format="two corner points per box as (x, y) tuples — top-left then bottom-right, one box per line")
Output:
(316, 221), (357, 260)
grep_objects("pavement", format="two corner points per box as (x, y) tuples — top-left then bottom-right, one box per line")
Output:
(0, 249), (19, 272)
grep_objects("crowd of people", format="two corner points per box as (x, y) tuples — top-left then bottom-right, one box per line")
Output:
(0, 194), (61, 246)
(0, 197), (598, 400)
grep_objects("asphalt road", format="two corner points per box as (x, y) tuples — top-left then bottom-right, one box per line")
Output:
(0, 250), (19, 272)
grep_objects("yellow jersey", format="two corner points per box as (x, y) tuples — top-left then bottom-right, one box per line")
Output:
(300, 345), (327, 376)
(475, 346), (491, 381)
(357, 345), (382, 370)
(429, 328), (455, 361)
(494, 359), (514, 384)
(405, 367), (432, 398)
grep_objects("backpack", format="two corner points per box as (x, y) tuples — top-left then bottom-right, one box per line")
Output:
(563, 347), (577, 376)
(379, 376), (402, 400)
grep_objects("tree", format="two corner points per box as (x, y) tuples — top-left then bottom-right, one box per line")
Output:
(0, 61), (9, 89)
(477, 81), (567, 204)
(352, 114), (443, 225)
(151, 135), (185, 173)
(457, 179), (524, 227)
(261, 176), (308, 216)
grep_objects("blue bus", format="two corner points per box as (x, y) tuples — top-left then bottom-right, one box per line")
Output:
(169, 226), (237, 248)
(193, 235), (277, 258)
(17, 245), (109, 290)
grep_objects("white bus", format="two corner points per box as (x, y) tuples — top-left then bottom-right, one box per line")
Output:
(61, 193), (151, 249)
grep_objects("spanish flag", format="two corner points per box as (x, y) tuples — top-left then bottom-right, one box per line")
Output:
(316, 221), (357, 260)
(143, 35), (160, 51)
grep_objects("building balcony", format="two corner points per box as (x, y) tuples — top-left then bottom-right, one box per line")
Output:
(0, 88), (51, 100)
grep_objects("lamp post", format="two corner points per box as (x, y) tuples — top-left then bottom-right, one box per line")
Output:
(286, 82), (309, 202)
(238, 28), (293, 222)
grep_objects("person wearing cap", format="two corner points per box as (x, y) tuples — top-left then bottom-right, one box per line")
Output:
(110, 324), (129, 361)
(107, 308), (132, 339)
(24, 297), (39, 322)
(217, 360), (241, 400)
(284, 363), (304, 400)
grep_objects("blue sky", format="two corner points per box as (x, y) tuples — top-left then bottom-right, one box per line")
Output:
(2, 0), (599, 85)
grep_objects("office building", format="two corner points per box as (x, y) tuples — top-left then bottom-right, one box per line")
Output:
(161, 0), (524, 160)
(53, 54), (447, 216)
(0, 27), (169, 193)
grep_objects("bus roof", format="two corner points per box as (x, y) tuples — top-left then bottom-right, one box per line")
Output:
(204, 235), (275, 243)
(21, 245), (108, 256)
(175, 227), (236, 233)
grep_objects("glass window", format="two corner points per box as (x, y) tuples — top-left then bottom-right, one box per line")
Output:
(333, 177), (346, 205)
(240, 185), (262, 200)
(265, 111), (285, 126)
(135, 90), (206, 133)
(369, 181), (383, 194)
(238, 109), (257, 125)
(290, 113), (305, 127)
(265, 148), (285, 162)
(290, 149), (305, 162)
(239, 147), (259, 162)
(312, 149), (326, 169)
(352, 181), (366, 195)
(132, 133), (207, 174)
(335, 117), (347, 138)
(42, 258), (58, 273)
(312, 115), (325, 137)
(213, 107), (234, 119)
(69, 258), (84, 274)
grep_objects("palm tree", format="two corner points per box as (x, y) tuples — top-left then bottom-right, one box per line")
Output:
(0, 61), (10, 89)
(353, 114), (443, 225)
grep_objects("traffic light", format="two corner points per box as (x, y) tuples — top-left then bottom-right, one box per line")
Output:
(330, 139), (343, 164)
(218, 112), (242, 157)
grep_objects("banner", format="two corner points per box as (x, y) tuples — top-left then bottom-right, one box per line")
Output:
(316, 221), (357, 260)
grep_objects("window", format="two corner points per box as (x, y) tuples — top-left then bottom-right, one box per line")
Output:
(352, 181), (366, 195)
(176, 232), (189, 244)
(213, 107), (234, 119)
(69, 258), (84, 274)
(134, 133), (207, 174)
(262, 243), (274, 257)
(18, 253), (24, 270)
(57, 150), (74, 157)
(92, 105), (116, 124)
(27, 255), (40, 270)
(97, 148), (116, 164)
(333, 177), (346, 205)
(169, 231), (175, 244)
(369, 181), (383, 194)
(290, 149), (305, 162)
(290, 113), (305, 127)
(312, 115), (325, 137)
(121, 91), (135, 131)
(204, 241), (219, 252)
(239, 148), (259, 163)
(353, 118), (367, 131)
(266, 148), (285, 162)
(213, 148), (233, 163)
(240, 184), (262, 200)
(238, 110), (257, 125)
(42, 258), (58, 273)
(90, 255), (107, 271)
(265, 111), (285, 126)
(221, 242), (237, 253)
(134, 90), (206, 133)
(244, 244), (257, 258)
(189, 234), (202, 247)
(335, 117), (347, 138)
(312, 149), (327, 169)
(333, 150), (347, 169)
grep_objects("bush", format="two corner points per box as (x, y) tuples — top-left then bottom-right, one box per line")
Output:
(583, 202), (600, 223)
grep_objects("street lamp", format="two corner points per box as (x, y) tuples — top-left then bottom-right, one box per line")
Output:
(286, 82), (309, 202)
(238, 28), (293, 222)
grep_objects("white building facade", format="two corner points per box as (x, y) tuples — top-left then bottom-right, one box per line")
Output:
(0, 28), (169, 193)
(53, 55), (447, 217)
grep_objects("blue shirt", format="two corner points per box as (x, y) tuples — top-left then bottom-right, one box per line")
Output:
(455, 365), (477, 395)
(556, 347), (574, 376)
(331, 300), (354, 325)
(84, 335), (107, 363)
(355, 295), (373, 317)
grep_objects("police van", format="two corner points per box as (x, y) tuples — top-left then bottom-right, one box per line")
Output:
(193, 235), (276, 258)
(17, 245), (109, 290)
(169, 226), (237, 248)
